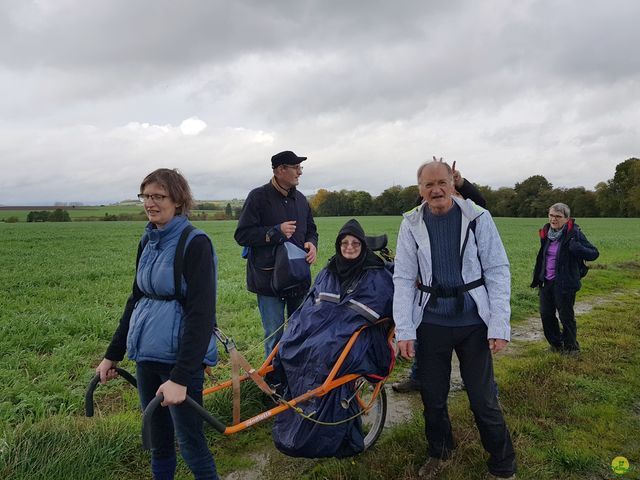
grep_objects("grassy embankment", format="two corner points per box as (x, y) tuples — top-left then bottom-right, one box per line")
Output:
(0, 217), (638, 479)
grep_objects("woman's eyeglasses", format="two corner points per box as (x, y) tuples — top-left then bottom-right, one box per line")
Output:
(340, 240), (362, 248)
(138, 193), (169, 203)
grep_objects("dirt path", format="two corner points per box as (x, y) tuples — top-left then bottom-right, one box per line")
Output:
(223, 297), (604, 480)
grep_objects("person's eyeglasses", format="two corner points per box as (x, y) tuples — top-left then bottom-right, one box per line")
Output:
(340, 240), (362, 248)
(138, 193), (169, 203)
(548, 213), (565, 219)
(283, 164), (303, 172)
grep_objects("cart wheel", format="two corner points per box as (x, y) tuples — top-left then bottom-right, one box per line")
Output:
(356, 379), (387, 450)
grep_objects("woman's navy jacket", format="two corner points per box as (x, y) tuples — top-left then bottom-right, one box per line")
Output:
(270, 263), (394, 458)
(531, 219), (599, 293)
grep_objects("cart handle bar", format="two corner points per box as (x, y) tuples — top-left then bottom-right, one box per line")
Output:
(85, 367), (138, 417)
(142, 393), (226, 449)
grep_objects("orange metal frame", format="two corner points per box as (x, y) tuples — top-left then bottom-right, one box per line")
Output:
(202, 318), (394, 435)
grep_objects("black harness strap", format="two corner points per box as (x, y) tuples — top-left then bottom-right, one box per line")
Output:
(417, 278), (485, 296)
(417, 277), (485, 313)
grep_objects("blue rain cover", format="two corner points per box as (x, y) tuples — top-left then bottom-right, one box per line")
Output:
(270, 266), (394, 458)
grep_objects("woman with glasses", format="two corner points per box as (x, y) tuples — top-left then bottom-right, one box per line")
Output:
(269, 218), (394, 458)
(531, 202), (599, 355)
(95, 168), (219, 480)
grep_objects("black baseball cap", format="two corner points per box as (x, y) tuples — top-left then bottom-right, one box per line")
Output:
(271, 150), (307, 168)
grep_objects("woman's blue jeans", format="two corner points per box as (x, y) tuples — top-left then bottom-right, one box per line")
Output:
(136, 362), (218, 480)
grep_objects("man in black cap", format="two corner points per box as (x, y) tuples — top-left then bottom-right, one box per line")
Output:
(234, 150), (318, 357)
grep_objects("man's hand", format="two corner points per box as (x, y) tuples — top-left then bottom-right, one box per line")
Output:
(488, 338), (508, 354)
(397, 340), (415, 360)
(157, 380), (187, 406)
(96, 358), (119, 384)
(304, 242), (317, 264)
(280, 220), (297, 238)
(452, 160), (464, 189)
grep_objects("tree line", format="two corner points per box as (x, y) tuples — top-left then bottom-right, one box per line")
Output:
(310, 158), (640, 218)
(26, 209), (71, 222)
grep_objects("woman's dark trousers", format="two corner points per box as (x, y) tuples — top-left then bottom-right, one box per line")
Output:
(416, 323), (516, 477)
(137, 362), (219, 480)
(539, 281), (579, 352)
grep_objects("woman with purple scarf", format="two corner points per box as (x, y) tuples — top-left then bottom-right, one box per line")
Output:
(531, 203), (599, 354)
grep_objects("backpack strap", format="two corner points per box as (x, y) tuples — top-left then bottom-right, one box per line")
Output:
(173, 224), (196, 303)
(141, 224), (196, 304)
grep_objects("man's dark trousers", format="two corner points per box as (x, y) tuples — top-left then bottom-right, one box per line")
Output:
(416, 323), (516, 477)
(539, 281), (578, 351)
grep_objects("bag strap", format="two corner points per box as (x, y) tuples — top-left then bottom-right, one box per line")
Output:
(173, 224), (196, 303)
(138, 225), (196, 303)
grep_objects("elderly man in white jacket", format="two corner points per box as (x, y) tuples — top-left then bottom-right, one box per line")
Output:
(393, 161), (516, 480)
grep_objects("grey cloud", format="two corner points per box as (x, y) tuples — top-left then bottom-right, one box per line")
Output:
(1, 0), (638, 204)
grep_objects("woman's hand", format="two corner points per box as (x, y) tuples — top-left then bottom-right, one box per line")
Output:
(157, 380), (187, 406)
(96, 358), (119, 384)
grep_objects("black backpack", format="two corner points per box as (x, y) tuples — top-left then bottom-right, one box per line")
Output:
(579, 260), (589, 278)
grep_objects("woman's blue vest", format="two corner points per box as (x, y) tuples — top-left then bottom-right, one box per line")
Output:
(126, 215), (217, 365)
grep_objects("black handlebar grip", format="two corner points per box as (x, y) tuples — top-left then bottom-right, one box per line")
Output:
(85, 367), (137, 417)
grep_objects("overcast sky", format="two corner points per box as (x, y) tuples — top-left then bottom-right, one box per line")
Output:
(1, 0), (638, 205)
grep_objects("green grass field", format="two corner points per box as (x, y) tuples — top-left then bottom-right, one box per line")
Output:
(0, 217), (639, 479)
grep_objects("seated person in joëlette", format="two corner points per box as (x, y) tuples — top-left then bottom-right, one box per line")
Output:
(269, 218), (394, 458)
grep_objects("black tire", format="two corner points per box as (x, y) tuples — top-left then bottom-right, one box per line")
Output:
(356, 379), (387, 450)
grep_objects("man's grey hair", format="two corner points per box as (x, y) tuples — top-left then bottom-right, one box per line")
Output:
(416, 161), (453, 181)
(549, 202), (570, 218)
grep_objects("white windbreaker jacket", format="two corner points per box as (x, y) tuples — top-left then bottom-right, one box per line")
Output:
(392, 196), (511, 342)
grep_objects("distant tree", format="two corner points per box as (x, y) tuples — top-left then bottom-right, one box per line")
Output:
(570, 190), (598, 217)
(610, 158), (640, 216)
(316, 190), (344, 216)
(399, 185), (420, 211)
(103, 213), (118, 221)
(514, 175), (553, 217)
(349, 191), (373, 215)
(27, 211), (50, 222)
(547, 187), (596, 218)
(373, 185), (404, 215)
(196, 202), (219, 211)
(4, 216), (19, 223)
(225, 203), (232, 218)
(594, 181), (618, 217)
(310, 189), (330, 215)
(490, 187), (517, 217)
(49, 209), (71, 222)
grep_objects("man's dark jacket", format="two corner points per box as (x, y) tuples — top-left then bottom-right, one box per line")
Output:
(234, 182), (318, 296)
(530, 219), (599, 293)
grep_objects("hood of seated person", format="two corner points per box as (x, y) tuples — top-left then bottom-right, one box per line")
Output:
(327, 218), (384, 289)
